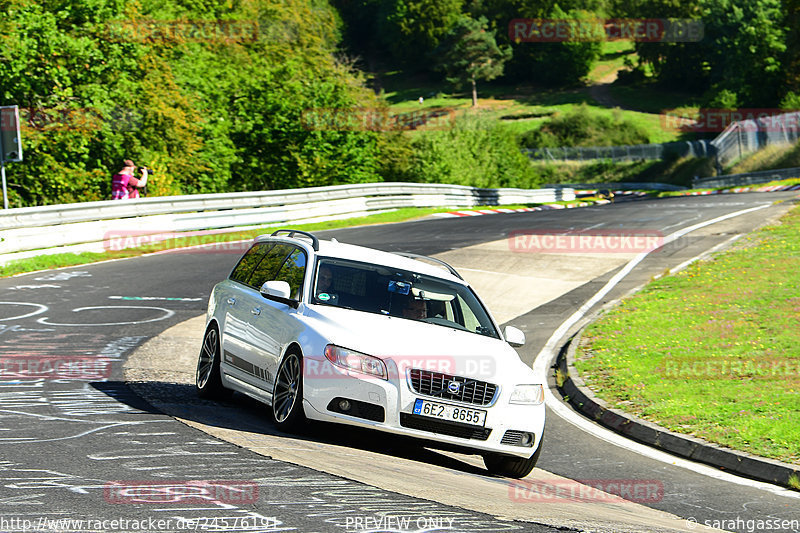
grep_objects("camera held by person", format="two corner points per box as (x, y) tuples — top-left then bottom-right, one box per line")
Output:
(110, 159), (148, 200)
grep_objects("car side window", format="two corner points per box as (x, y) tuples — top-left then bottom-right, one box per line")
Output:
(273, 248), (307, 300)
(230, 243), (272, 284)
(247, 244), (294, 290)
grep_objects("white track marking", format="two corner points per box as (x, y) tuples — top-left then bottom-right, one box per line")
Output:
(0, 302), (49, 322)
(36, 306), (175, 326)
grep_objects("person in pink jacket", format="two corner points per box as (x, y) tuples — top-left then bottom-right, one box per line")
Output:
(111, 159), (148, 200)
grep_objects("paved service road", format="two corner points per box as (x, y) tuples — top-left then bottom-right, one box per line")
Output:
(1, 193), (798, 533)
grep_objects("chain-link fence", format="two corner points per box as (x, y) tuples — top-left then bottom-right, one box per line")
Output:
(525, 140), (713, 162)
(710, 111), (800, 168)
(525, 111), (800, 167)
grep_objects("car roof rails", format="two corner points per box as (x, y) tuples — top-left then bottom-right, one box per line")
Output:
(270, 229), (320, 251)
(393, 252), (463, 280)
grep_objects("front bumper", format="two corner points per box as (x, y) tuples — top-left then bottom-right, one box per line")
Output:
(301, 355), (545, 458)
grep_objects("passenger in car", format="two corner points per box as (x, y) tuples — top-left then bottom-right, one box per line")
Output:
(402, 297), (428, 320)
(427, 300), (446, 318)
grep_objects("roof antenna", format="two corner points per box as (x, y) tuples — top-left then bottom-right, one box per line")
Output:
(331, 238), (339, 243)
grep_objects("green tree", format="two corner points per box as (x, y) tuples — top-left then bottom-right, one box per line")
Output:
(376, 0), (464, 68)
(0, 0), (386, 207)
(616, 0), (786, 106)
(782, 0), (800, 101)
(470, 1), (602, 86)
(435, 15), (511, 106)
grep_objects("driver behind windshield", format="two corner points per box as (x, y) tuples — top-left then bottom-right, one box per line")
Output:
(315, 265), (339, 305)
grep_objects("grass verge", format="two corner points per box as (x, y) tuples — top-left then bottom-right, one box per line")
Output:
(727, 143), (800, 175)
(574, 203), (800, 465)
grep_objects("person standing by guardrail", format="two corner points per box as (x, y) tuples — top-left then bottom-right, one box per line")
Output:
(111, 159), (147, 200)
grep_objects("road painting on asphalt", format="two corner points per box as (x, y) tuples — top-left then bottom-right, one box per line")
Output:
(0, 273), (550, 532)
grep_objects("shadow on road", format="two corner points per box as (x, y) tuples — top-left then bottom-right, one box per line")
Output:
(110, 379), (493, 477)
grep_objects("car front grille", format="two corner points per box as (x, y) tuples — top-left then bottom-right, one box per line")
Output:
(399, 413), (491, 441)
(408, 368), (498, 406)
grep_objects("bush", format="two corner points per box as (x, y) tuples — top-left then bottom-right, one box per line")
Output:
(402, 114), (545, 188)
(705, 88), (740, 109)
(519, 105), (651, 148)
(780, 91), (800, 110)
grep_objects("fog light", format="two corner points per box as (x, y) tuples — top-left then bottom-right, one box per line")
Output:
(338, 399), (352, 412)
(520, 432), (534, 447)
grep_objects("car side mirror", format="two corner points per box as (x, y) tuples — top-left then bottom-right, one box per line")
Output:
(504, 325), (525, 347)
(261, 280), (291, 299)
(259, 281), (298, 308)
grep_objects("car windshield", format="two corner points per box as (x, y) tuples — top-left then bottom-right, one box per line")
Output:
(312, 258), (499, 339)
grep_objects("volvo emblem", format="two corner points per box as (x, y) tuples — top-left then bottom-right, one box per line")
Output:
(447, 381), (461, 394)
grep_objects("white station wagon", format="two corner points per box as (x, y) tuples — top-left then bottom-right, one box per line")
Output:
(196, 229), (545, 477)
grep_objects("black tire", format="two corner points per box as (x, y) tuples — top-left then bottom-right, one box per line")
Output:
(196, 325), (231, 400)
(271, 351), (305, 430)
(484, 437), (543, 478)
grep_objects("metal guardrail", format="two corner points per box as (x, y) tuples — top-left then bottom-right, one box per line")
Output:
(545, 182), (686, 192)
(0, 182), (574, 261)
(691, 167), (800, 189)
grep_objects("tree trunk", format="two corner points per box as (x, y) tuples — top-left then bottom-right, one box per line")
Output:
(471, 77), (478, 107)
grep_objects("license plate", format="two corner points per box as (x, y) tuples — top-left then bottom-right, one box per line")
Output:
(413, 399), (487, 427)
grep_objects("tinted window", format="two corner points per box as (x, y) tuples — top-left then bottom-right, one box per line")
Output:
(274, 248), (307, 300)
(248, 244), (294, 289)
(312, 258), (498, 339)
(230, 243), (271, 284)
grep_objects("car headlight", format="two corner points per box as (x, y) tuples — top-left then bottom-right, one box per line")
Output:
(324, 345), (387, 380)
(509, 384), (544, 405)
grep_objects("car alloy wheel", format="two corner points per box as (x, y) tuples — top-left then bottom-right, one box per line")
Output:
(272, 351), (305, 429)
(196, 325), (230, 399)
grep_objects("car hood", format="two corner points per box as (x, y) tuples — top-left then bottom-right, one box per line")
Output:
(302, 305), (534, 383)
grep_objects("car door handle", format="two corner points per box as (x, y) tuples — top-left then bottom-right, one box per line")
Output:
(227, 297), (236, 305)
(251, 307), (261, 316)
